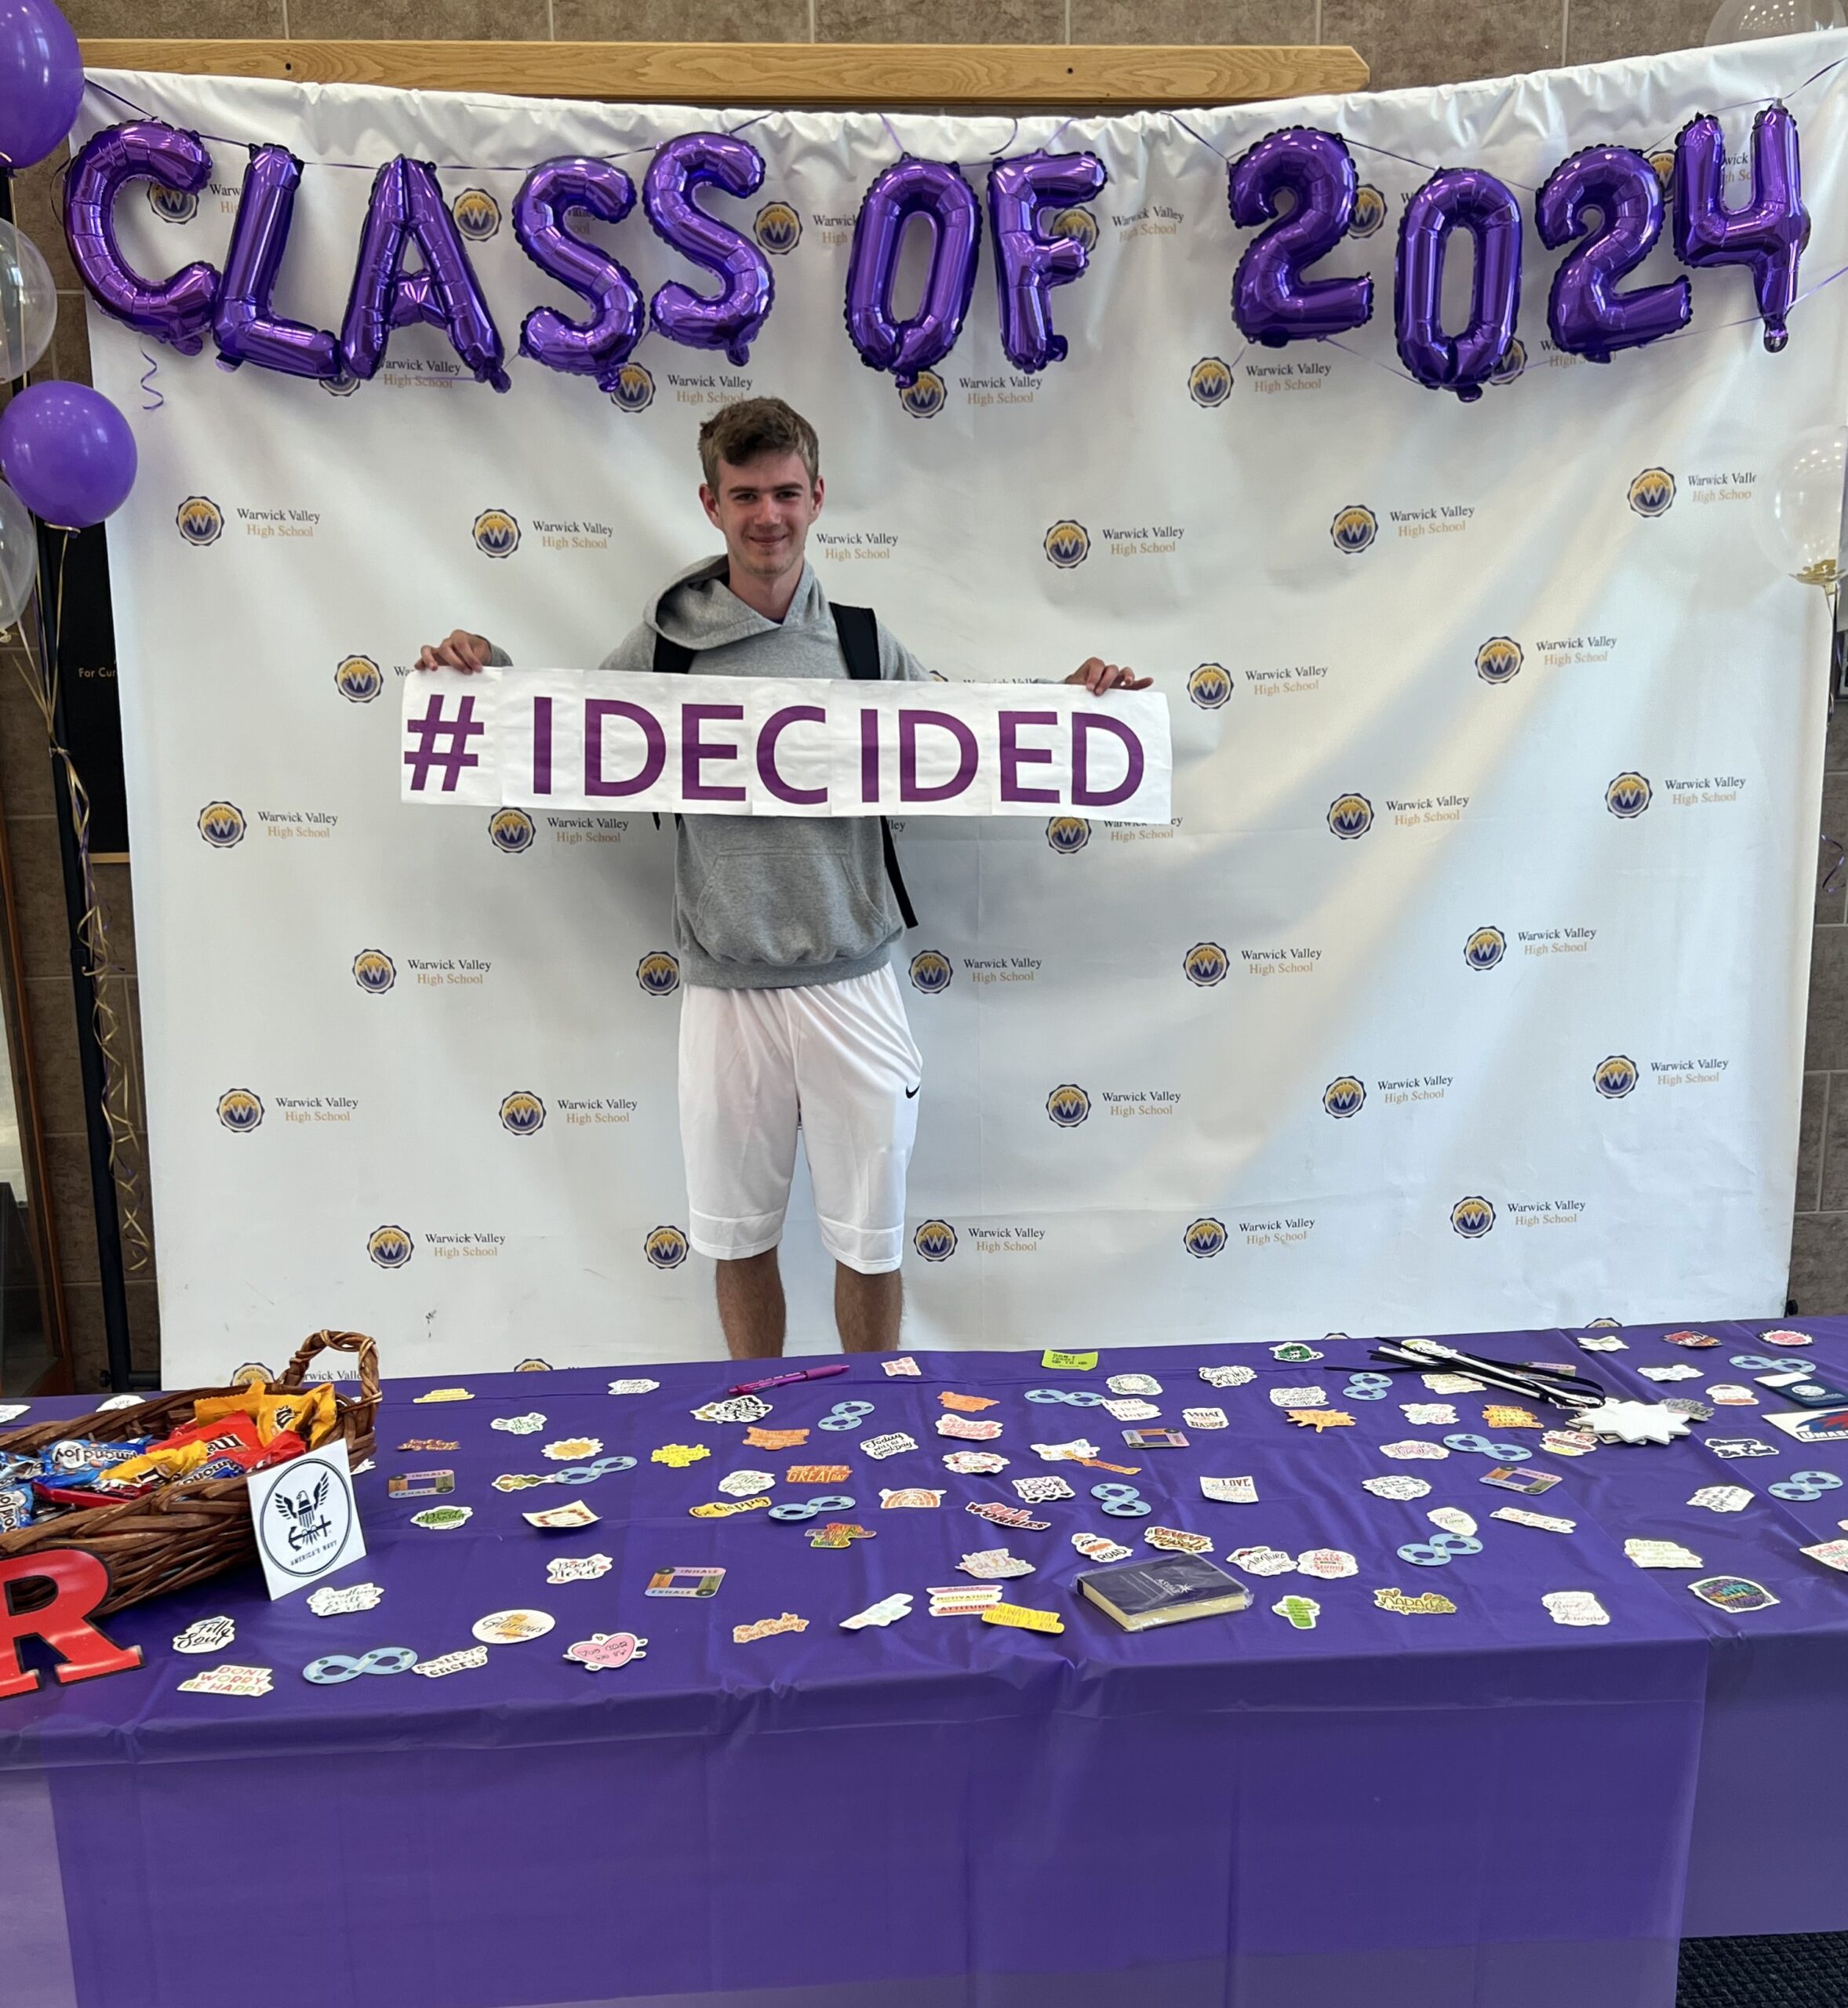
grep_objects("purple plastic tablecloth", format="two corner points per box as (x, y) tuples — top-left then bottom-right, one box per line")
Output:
(4, 1317), (1848, 2008)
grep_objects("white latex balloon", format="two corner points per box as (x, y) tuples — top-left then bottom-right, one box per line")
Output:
(0, 220), (56, 380)
(1756, 425), (1848, 588)
(0, 478), (38, 630)
(1707, 0), (1845, 41)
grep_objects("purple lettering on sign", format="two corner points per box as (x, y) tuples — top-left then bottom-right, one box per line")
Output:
(584, 697), (666, 797)
(999, 709), (1060, 804)
(531, 694), (553, 795)
(860, 708), (881, 804)
(683, 703), (748, 802)
(899, 711), (980, 803)
(758, 704), (828, 806)
(1071, 711), (1144, 808)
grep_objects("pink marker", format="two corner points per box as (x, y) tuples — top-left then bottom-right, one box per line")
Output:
(727, 1362), (852, 1396)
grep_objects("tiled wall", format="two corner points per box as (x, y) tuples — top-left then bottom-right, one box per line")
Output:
(5, 0), (1832, 1384)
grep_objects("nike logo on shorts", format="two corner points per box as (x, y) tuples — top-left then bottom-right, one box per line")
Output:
(905, 1084), (921, 1098)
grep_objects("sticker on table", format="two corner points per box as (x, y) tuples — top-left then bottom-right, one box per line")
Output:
(1638, 1365), (1702, 1384)
(944, 1450), (1009, 1475)
(1181, 1408), (1228, 1430)
(1106, 1373), (1162, 1396)
(1492, 1507), (1576, 1533)
(1799, 1539), (1848, 1573)
(523, 1500), (598, 1530)
(1623, 1538), (1704, 1570)
(651, 1443), (712, 1468)
(1427, 1507), (1478, 1538)
(1230, 1544), (1296, 1577)
(745, 1427), (809, 1450)
(493, 1473), (551, 1493)
(544, 1438), (603, 1462)
(1400, 1402), (1457, 1426)
(177, 1663), (274, 1697)
(1576, 1337), (1628, 1353)
(939, 1393), (999, 1415)
(1688, 1575), (1780, 1613)
(1761, 1329), (1815, 1348)
(880, 1487), (945, 1508)
(1362, 1475), (1431, 1502)
(1269, 1344), (1321, 1365)
(860, 1432), (919, 1460)
(410, 1505), (473, 1531)
(646, 1566), (726, 1597)
(734, 1613), (809, 1642)
(1542, 1591), (1610, 1627)
(807, 1521), (877, 1548)
(0, 1402), (27, 1423)
(546, 1554), (614, 1584)
(1012, 1475), (1073, 1504)
(1201, 1475), (1259, 1504)
(564, 1632), (648, 1672)
(1123, 1428), (1190, 1449)
(981, 1602), (1064, 1635)
(609, 1377), (660, 1395)
(398, 1439), (460, 1453)
(1288, 1412), (1355, 1432)
(1031, 1439), (1099, 1462)
(414, 1388), (475, 1404)
(308, 1581), (384, 1616)
(966, 1500), (1050, 1530)
(471, 1609), (555, 1646)
(1041, 1350), (1097, 1371)
(1481, 1406), (1541, 1431)
(1071, 1532), (1131, 1563)
(1421, 1373), (1486, 1395)
(1297, 1548), (1358, 1580)
(1481, 1466), (1559, 1495)
(95, 1391), (146, 1410)
(689, 1497), (772, 1519)
(1763, 1409), (1848, 1445)
(1688, 1485), (1754, 1514)
(1665, 1330), (1721, 1348)
(173, 1616), (237, 1655)
(1102, 1398), (1162, 1422)
(303, 1647), (420, 1685)
(1144, 1526), (1213, 1555)
(492, 1413), (546, 1435)
(690, 1395), (773, 1425)
(714, 1468), (774, 1497)
(388, 1470), (454, 1498)
(1708, 1437), (1781, 1459)
(959, 1548), (1035, 1579)
(1373, 1587), (1457, 1615)
(1381, 1440), (1450, 1461)
(937, 1414), (1004, 1441)
(1704, 1384), (1758, 1406)
(1540, 1428), (1599, 1458)
(1199, 1365), (1256, 1389)
(929, 1584), (1004, 1614)
(882, 1357), (922, 1377)
(1272, 1594), (1321, 1630)
(1270, 1385), (1326, 1409)
(1769, 1471), (1844, 1501)
(412, 1646), (490, 1678)
(841, 1593), (915, 1631)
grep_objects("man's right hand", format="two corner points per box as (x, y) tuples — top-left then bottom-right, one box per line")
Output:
(415, 630), (493, 672)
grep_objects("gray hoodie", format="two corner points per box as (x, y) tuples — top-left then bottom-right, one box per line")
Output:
(488, 553), (933, 989)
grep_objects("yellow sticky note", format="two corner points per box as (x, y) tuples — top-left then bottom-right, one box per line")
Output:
(980, 1602), (1066, 1635)
(1041, 1350), (1097, 1372)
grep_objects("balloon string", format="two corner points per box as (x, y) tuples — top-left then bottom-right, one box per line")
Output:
(1822, 831), (1846, 898)
(137, 346), (162, 411)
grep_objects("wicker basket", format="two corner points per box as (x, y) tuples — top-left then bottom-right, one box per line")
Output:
(0, 1330), (380, 1615)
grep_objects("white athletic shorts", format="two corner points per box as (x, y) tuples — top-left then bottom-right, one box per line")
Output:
(678, 963), (923, 1275)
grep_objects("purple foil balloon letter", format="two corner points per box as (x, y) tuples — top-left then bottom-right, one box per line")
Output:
(1394, 166), (1522, 401)
(1228, 127), (1373, 347)
(985, 151), (1105, 373)
(845, 158), (980, 388)
(1672, 106), (1807, 353)
(515, 158), (645, 391)
(642, 133), (773, 367)
(64, 120), (219, 354)
(1534, 146), (1690, 364)
(213, 145), (341, 379)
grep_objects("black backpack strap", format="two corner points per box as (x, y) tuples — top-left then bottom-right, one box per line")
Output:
(829, 603), (918, 930)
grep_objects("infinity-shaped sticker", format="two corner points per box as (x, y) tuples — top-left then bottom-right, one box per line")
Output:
(817, 1402), (875, 1431)
(1730, 1354), (1791, 1371)
(767, 1493), (857, 1522)
(1025, 1388), (1106, 1406)
(1090, 1482), (1152, 1518)
(303, 1646), (420, 1685)
(1344, 1374), (1394, 1402)
(549, 1454), (638, 1486)
(1395, 1533), (1485, 1567)
(1442, 1434), (1533, 1463)
(1769, 1470), (1845, 1502)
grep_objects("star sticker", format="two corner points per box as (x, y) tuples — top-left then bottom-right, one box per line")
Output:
(1287, 1409), (1355, 1431)
(651, 1442), (712, 1468)
(1577, 1399), (1690, 1446)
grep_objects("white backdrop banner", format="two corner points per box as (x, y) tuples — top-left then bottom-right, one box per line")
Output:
(80, 38), (1848, 1381)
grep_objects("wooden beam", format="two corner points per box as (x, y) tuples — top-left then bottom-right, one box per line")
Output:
(77, 39), (1366, 108)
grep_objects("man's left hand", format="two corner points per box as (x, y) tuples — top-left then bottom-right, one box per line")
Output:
(1068, 657), (1152, 695)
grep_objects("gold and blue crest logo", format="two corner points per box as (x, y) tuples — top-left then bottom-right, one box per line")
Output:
(450, 188), (500, 241)
(1464, 925), (1506, 972)
(1188, 357), (1233, 408)
(1450, 1195), (1496, 1239)
(197, 800), (246, 848)
(1188, 662), (1233, 709)
(489, 806), (535, 854)
(1350, 184), (1387, 238)
(1323, 1075), (1366, 1119)
(1628, 467), (1675, 517)
(1183, 941), (1228, 987)
(1593, 1054), (1639, 1099)
(514, 1357), (552, 1370)
(1606, 771), (1652, 819)
(908, 950), (953, 995)
(644, 1224), (689, 1270)
(352, 948), (397, 995)
(1184, 1217), (1228, 1258)
(913, 1218), (958, 1261)
(637, 950), (681, 998)
(754, 201), (801, 254)
(609, 362), (655, 413)
(1050, 206), (1098, 253)
(147, 181), (198, 224)
(1586, 1315), (1621, 1329)
(334, 653), (383, 704)
(1330, 504), (1376, 555)
(1649, 151), (1675, 192)
(1046, 1082), (1091, 1128)
(1490, 338), (1526, 386)
(176, 495), (224, 547)
(1046, 815), (1090, 856)
(473, 509), (520, 558)
(368, 1224), (414, 1269)
(1326, 793), (1373, 840)
(322, 366), (360, 398)
(230, 1361), (273, 1388)
(898, 369), (947, 420)
(1475, 636), (1522, 686)
(500, 1090), (547, 1135)
(216, 1088), (264, 1133)
(1044, 520), (1090, 569)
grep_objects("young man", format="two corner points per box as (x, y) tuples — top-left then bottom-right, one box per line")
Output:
(417, 397), (1147, 1359)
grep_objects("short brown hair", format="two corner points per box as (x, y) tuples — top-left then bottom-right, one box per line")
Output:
(698, 397), (820, 490)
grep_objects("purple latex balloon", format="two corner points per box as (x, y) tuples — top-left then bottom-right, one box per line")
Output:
(642, 133), (773, 368)
(1394, 167), (1522, 401)
(64, 120), (219, 355)
(1535, 145), (1690, 365)
(0, 381), (136, 528)
(1672, 106), (1807, 354)
(213, 145), (341, 379)
(845, 157), (981, 388)
(985, 151), (1104, 373)
(0, 0), (82, 170)
(515, 157), (645, 392)
(1228, 127), (1373, 347)
(340, 157), (509, 391)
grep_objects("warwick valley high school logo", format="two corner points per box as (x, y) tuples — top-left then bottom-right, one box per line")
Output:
(636, 951), (681, 998)
(1182, 943), (1228, 987)
(1046, 1083), (1091, 1128)
(908, 951), (953, 994)
(216, 1089), (264, 1133)
(1187, 663), (1232, 708)
(368, 1224), (414, 1268)
(352, 949), (397, 995)
(1628, 468), (1675, 517)
(176, 496), (224, 546)
(1463, 926), (1506, 971)
(334, 654), (384, 703)
(644, 1225), (689, 1269)
(1323, 1076), (1366, 1118)
(913, 1219), (958, 1261)
(473, 509), (520, 558)
(450, 188), (500, 240)
(754, 202), (801, 253)
(1475, 637), (1522, 686)
(898, 370), (947, 420)
(1044, 521), (1090, 568)
(1326, 794), (1373, 840)
(488, 807), (536, 853)
(1606, 772), (1652, 819)
(1183, 1217), (1227, 1257)
(1593, 1055), (1639, 1099)
(197, 801), (246, 847)
(1450, 1196), (1496, 1239)
(609, 362), (655, 413)
(1046, 816), (1090, 855)
(1188, 358), (1232, 408)
(1330, 505), (1377, 555)
(500, 1091), (547, 1134)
